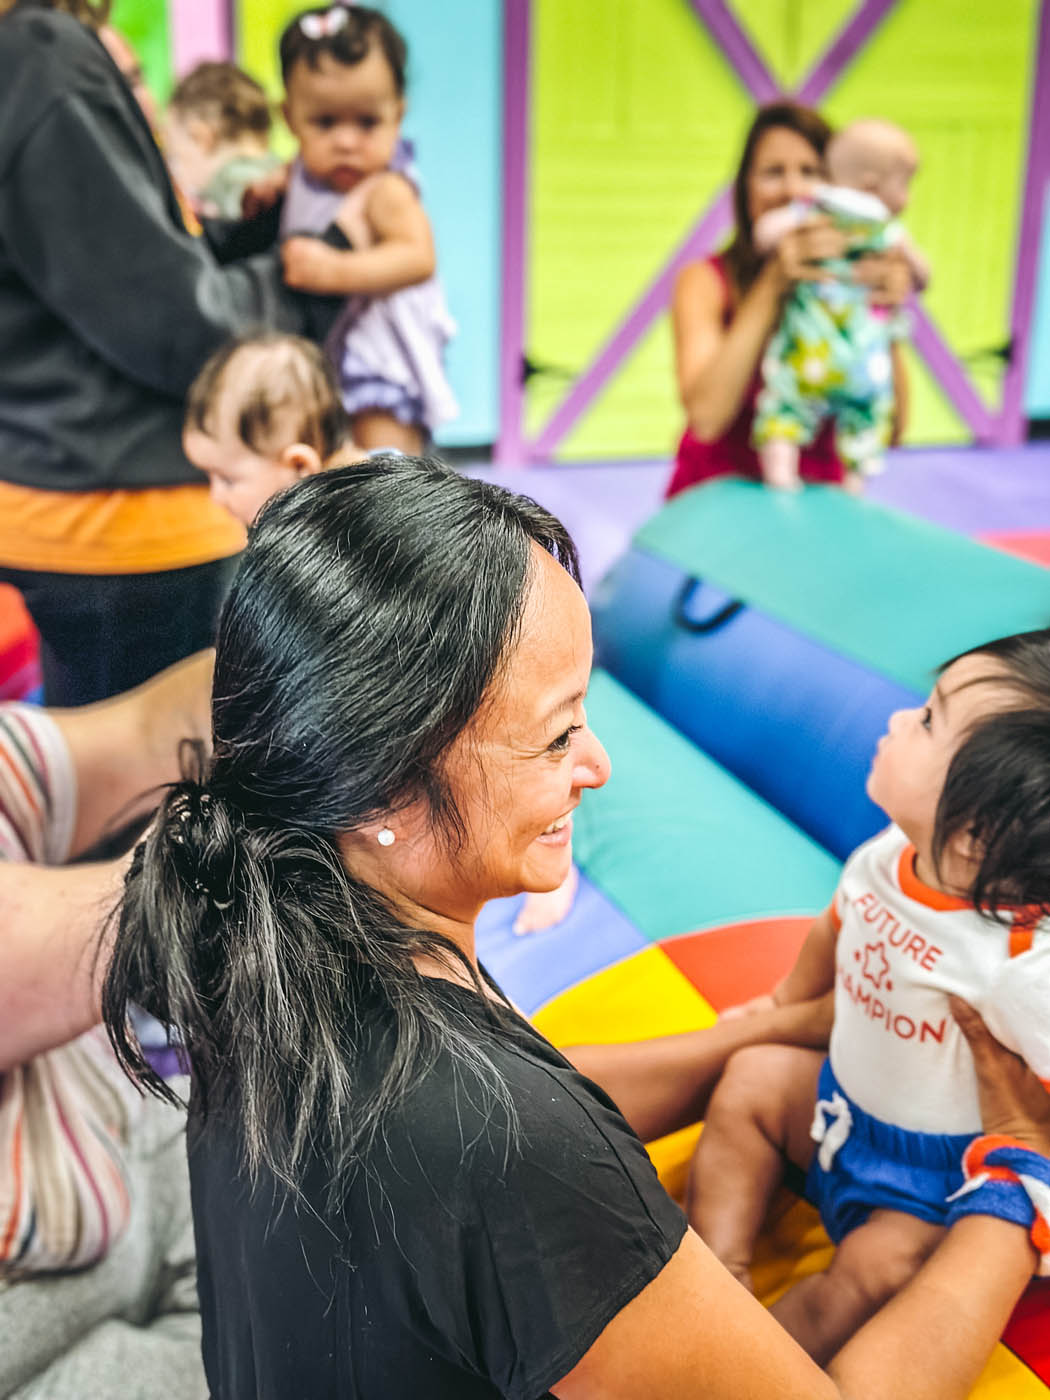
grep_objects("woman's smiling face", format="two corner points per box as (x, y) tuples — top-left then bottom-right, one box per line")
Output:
(363, 544), (610, 921)
(746, 125), (823, 223)
(452, 543), (610, 900)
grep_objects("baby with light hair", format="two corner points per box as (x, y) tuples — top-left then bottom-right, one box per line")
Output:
(752, 117), (929, 488)
(183, 332), (358, 526)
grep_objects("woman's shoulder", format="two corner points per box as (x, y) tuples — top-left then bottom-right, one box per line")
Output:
(672, 254), (731, 320)
(393, 993), (677, 1214)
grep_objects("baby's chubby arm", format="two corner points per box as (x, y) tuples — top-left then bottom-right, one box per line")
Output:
(722, 905), (839, 1019)
(752, 202), (809, 256)
(281, 172), (436, 298)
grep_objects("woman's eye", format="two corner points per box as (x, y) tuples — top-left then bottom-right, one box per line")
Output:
(920, 706), (933, 730)
(549, 724), (582, 755)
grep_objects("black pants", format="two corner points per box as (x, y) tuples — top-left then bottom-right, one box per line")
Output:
(0, 556), (240, 707)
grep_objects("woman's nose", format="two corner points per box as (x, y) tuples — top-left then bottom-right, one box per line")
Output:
(574, 729), (611, 792)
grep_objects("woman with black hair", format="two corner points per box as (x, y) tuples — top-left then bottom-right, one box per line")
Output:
(104, 456), (1050, 1399)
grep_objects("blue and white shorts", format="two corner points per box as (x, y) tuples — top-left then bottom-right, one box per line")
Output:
(805, 1059), (973, 1244)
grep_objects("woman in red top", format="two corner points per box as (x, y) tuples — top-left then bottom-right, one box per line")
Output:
(667, 103), (912, 498)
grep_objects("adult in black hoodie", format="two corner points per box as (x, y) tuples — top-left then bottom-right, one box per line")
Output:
(0, 0), (328, 704)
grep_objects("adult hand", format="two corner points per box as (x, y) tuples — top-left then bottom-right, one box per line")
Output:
(281, 236), (350, 295)
(852, 248), (913, 309)
(951, 996), (1050, 1153)
(771, 216), (848, 287)
(241, 164), (290, 220)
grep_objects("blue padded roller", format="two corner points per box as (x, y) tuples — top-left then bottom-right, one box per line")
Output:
(591, 548), (920, 861)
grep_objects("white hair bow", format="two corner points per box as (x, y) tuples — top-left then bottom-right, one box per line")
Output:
(299, 6), (351, 40)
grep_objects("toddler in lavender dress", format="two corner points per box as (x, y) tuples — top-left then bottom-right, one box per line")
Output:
(277, 5), (457, 455)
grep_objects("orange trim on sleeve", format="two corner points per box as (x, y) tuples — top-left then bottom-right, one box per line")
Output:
(828, 901), (842, 934)
(0, 482), (244, 574)
(1010, 924), (1035, 958)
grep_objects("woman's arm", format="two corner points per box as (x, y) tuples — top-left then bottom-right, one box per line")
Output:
(0, 856), (128, 1069)
(674, 220), (846, 441)
(3, 96), (306, 396)
(281, 173), (436, 298)
(53, 649), (214, 859)
(890, 340), (909, 444)
(554, 1004), (1047, 1400)
(563, 993), (833, 1144)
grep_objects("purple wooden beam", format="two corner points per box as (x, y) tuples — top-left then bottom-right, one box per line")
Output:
(688, 0), (778, 102)
(495, 0), (531, 467)
(910, 304), (999, 441)
(999, 0), (1050, 445)
(796, 0), (899, 106)
(529, 193), (733, 460)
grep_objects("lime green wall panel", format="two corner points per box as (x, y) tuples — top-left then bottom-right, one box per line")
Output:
(559, 313), (679, 460)
(898, 345), (968, 447)
(526, 0), (751, 440)
(111, 0), (172, 101)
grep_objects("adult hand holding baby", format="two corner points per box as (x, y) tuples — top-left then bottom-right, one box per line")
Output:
(768, 215), (848, 290)
(952, 996), (1050, 1154)
(853, 245), (914, 308)
(281, 235), (350, 294)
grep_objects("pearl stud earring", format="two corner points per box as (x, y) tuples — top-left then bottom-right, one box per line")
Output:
(377, 827), (396, 847)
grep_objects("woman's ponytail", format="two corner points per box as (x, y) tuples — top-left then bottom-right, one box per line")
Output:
(103, 458), (578, 1197)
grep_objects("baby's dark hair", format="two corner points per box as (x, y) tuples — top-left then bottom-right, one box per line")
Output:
(185, 333), (348, 459)
(932, 627), (1050, 918)
(279, 5), (407, 94)
(169, 62), (272, 143)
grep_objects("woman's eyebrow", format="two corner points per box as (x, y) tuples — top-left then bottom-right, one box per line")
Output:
(541, 689), (585, 728)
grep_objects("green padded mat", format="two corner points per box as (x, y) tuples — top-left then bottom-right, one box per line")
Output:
(634, 480), (1050, 697)
(573, 670), (839, 942)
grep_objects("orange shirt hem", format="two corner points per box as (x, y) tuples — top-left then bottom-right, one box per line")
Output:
(0, 482), (245, 575)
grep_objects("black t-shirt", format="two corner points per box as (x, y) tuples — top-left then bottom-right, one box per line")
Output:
(188, 980), (687, 1399)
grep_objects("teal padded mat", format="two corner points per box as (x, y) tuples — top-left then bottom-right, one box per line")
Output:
(635, 481), (1050, 696)
(574, 670), (840, 942)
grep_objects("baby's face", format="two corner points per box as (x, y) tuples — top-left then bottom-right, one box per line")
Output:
(184, 417), (303, 527)
(876, 155), (917, 216)
(283, 44), (403, 193)
(866, 655), (1015, 862)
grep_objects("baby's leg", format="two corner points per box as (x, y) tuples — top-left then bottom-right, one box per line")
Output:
(758, 439), (801, 490)
(770, 1209), (944, 1364)
(351, 411), (425, 456)
(688, 1044), (824, 1291)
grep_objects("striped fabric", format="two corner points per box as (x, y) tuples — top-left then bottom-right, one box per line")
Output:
(0, 704), (140, 1276)
(0, 705), (74, 866)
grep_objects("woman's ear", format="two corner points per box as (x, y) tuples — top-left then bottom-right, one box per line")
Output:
(280, 443), (324, 478)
